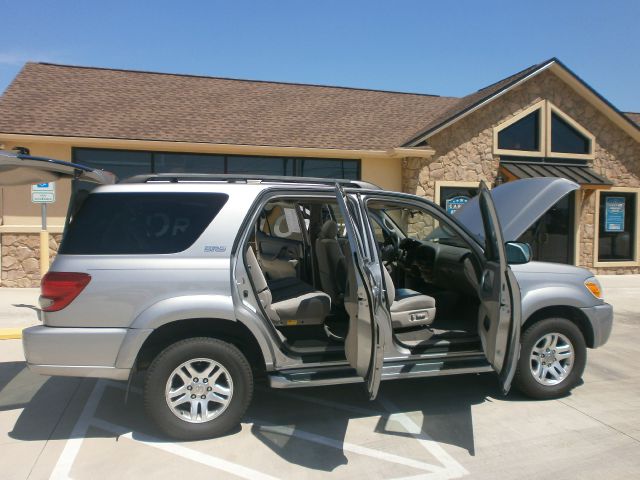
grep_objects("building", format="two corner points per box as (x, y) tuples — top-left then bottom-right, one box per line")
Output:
(0, 58), (639, 287)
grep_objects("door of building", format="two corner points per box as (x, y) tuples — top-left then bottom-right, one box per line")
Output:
(517, 192), (575, 264)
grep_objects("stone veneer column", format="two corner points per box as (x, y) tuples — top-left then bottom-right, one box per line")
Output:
(1, 234), (62, 287)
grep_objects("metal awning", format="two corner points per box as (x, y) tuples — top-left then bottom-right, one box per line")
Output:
(500, 161), (612, 187)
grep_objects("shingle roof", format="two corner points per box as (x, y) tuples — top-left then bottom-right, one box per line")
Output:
(402, 60), (552, 145)
(0, 63), (458, 150)
(626, 112), (640, 126)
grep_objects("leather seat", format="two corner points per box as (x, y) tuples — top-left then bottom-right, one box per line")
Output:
(315, 220), (347, 305)
(382, 267), (436, 329)
(246, 247), (330, 326)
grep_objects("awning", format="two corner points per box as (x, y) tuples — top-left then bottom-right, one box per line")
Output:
(500, 161), (612, 187)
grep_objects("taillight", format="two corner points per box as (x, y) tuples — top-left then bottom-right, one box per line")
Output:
(40, 272), (91, 312)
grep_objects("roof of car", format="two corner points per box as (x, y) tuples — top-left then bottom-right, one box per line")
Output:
(120, 173), (382, 189)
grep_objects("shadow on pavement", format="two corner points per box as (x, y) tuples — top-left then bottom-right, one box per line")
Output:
(0, 358), (551, 473)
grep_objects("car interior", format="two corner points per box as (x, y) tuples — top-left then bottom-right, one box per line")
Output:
(244, 195), (484, 359)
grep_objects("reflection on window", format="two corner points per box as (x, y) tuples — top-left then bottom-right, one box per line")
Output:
(73, 148), (359, 184)
(155, 153), (225, 173)
(598, 192), (636, 262)
(551, 113), (590, 154)
(498, 110), (540, 151)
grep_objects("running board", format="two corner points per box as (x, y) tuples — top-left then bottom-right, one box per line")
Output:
(269, 357), (493, 389)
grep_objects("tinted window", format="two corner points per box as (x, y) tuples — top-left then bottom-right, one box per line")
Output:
(227, 156), (294, 176)
(598, 192), (636, 261)
(60, 193), (228, 254)
(498, 111), (540, 151)
(551, 113), (590, 154)
(74, 149), (152, 179)
(298, 159), (359, 179)
(155, 153), (225, 173)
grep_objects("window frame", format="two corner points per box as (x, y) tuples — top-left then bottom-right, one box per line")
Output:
(593, 187), (640, 267)
(434, 180), (485, 211)
(71, 147), (361, 180)
(545, 103), (595, 160)
(493, 100), (546, 158)
(493, 100), (595, 160)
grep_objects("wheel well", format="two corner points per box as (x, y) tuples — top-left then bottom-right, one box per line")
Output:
(136, 318), (266, 373)
(523, 306), (595, 348)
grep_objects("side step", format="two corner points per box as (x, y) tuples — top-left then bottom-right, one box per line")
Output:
(269, 356), (493, 389)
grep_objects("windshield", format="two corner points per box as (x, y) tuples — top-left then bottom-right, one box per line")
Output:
(375, 205), (468, 248)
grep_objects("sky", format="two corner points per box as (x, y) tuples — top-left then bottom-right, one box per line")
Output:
(0, 0), (639, 111)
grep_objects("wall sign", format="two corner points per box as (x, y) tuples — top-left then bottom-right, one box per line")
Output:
(31, 182), (56, 203)
(445, 195), (470, 215)
(604, 196), (625, 232)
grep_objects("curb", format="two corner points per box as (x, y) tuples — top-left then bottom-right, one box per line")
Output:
(0, 328), (23, 340)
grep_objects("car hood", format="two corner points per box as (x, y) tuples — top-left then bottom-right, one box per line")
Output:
(510, 260), (593, 278)
(454, 177), (580, 242)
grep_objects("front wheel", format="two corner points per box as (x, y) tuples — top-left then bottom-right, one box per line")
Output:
(513, 317), (586, 399)
(144, 337), (253, 440)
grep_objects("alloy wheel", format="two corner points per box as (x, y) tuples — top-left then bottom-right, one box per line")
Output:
(529, 332), (574, 386)
(165, 358), (234, 423)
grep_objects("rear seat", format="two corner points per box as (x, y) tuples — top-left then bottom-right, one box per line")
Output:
(246, 247), (330, 326)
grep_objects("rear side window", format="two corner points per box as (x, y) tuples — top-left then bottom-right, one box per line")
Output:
(59, 193), (228, 254)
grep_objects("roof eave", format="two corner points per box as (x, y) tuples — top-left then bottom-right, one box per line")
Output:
(403, 58), (640, 147)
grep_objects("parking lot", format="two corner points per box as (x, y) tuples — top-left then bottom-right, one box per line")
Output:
(1, 276), (640, 479)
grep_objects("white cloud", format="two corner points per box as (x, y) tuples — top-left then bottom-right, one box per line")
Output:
(0, 50), (69, 66)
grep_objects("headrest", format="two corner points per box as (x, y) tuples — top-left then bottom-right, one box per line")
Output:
(319, 220), (339, 239)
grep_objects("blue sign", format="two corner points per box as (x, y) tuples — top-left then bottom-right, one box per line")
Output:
(605, 196), (625, 232)
(37, 183), (49, 188)
(445, 195), (470, 215)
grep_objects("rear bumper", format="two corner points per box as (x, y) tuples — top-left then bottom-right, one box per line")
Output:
(22, 325), (133, 380)
(581, 303), (613, 348)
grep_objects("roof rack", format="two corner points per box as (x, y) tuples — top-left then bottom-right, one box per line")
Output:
(120, 173), (381, 189)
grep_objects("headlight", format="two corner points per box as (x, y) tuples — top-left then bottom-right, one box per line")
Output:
(584, 277), (603, 299)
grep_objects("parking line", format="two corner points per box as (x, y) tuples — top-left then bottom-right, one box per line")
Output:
(250, 418), (447, 475)
(50, 380), (280, 480)
(270, 388), (469, 480)
(0, 328), (23, 340)
(91, 418), (280, 480)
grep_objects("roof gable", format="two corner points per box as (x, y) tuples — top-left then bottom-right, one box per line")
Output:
(403, 58), (640, 146)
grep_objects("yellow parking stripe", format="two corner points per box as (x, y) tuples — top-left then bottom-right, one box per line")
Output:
(0, 328), (23, 340)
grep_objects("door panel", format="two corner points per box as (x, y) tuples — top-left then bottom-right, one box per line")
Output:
(476, 182), (522, 394)
(336, 186), (386, 400)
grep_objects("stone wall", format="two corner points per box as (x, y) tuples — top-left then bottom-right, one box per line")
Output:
(1, 234), (63, 287)
(404, 69), (640, 273)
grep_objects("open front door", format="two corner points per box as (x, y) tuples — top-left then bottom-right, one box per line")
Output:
(476, 181), (522, 394)
(0, 150), (116, 186)
(335, 184), (386, 400)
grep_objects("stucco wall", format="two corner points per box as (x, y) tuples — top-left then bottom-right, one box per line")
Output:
(403, 69), (640, 273)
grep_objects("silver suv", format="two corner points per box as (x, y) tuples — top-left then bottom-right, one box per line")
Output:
(1, 151), (613, 440)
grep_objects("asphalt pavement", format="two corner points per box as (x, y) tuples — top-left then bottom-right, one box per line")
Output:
(0, 277), (639, 479)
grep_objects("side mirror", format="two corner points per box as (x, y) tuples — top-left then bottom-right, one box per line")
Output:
(505, 241), (532, 264)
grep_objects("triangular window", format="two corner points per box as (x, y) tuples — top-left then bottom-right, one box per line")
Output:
(551, 112), (591, 154)
(497, 110), (540, 151)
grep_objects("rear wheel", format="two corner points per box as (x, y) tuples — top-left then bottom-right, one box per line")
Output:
(144, 337), (253, 440)
(514, 317), (586, 399)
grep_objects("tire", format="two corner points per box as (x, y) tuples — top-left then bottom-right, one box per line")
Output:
(144, 337), (253, 440)
(513, 317), (586, 400)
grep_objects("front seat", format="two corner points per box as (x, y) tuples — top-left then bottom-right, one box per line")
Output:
(382, 267), (436, 329)
(315, 220), (347, 305)
(245, 247), (331, 326)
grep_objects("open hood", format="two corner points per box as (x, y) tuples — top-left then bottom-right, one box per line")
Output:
(454, 177), (580, 242)
(0, 150), (116, 186)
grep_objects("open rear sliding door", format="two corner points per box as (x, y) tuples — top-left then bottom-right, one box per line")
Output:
(476, 182), (522, 394)
(335, 184), (387, 400)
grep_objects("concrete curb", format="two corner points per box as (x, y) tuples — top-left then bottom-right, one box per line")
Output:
(0, 328), (23, 340)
